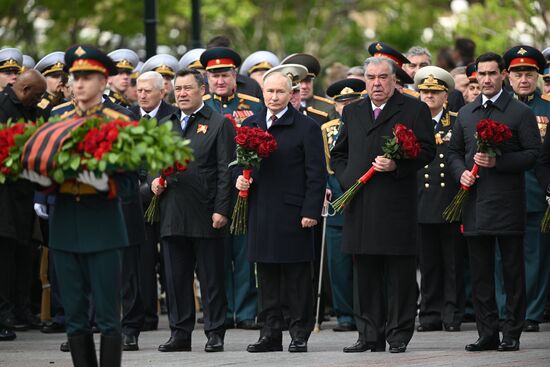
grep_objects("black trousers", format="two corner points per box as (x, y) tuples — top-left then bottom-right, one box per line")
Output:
(121, 245), (145, 336)
(418, 223), (465, 326)
(354, 255), (417, 347)
(162, 236), (226, 340)
(257, 262), (313, 341)
(467, 235), (525, 340)
(140, 221), (161, 329)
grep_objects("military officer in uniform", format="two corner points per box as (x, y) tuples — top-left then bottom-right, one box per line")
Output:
(23, 45), (135, 366)
(494, 46), (550, 333)
(34, 51), (68, 119)
(323, 78), (365, 332)
(464, 63), (481, 103)
(141, 54), (180, 104)
(543, 64), (550, 96)
(0, 48), (22, 92)
(281, 53), (337, 125)
(107, 49), (140, 108)
(200, 47), (263, 330)
(414, 66), (465, 333)
(240, 51), (280, 88)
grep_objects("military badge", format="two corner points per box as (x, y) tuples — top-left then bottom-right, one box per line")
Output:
(435, 132), (443, 145)
(233, 110), (255, 127)
(536, 116), (548, 140)
(442, 130), (452, 142)
(197, 124), (208, 134)
(440, 113), (450, 127)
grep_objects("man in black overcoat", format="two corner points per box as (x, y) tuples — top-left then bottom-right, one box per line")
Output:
(236, 71), (326, 353)
(447, 52), (541, 352)
(331, 56), (435, 353)
(153, 69), (234, 353)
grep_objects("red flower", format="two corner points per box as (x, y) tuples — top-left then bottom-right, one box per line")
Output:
(175, 161), (187, 172)
(162, 166), (175, 177)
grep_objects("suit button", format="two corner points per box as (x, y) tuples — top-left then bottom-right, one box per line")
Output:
(440, 163), (445, 168)
(424, 174), (429, 179)
(223, 104), (227, 108)
(440, 182), (446, 187)
(424, 165), (429, 169)
(425, 183), (430, 188)
(440, 173), (445, 178)
(439, 153), (444, 158)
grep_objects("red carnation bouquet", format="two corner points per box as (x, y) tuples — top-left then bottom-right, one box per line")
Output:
(22, 117), (193, 184)
(144, 160), (189, 223)
(443, 119), (512, 222)
(0, 121), (40, 183)
(331, 123), (421, 213)
(230, 126), (277, 235)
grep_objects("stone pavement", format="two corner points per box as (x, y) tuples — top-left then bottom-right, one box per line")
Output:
(1, 318), (549, 367)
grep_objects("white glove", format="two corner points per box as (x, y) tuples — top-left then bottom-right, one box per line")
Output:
(34, 203), (48, 219)
(76, 171), (109, 192)
(20, 169), (52, 187)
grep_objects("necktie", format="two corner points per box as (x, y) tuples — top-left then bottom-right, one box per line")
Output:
(269, 115), (277, 128)
(483, 100), (493, 118)
(143, 114), (151, 120)
(373, 107), (382, 120)
(181, 115), (190, 132)
(432, 119), (438, 129)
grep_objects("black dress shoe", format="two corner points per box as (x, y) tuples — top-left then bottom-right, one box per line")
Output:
(389, 342), (407, 353)
(343, 339), (385, 353)
(0, 328), (16, 341)
(497, 339), (520, 352)
(288, 338), (307, 353)
(246, 336), (283, 352)
(236, 319), (261, 330)
(524, 320), (539, 332)
(205, 334), (224, 352)
(158, 337), (191, 352)
(60, 341), (70, 352)
(332, 323), (357, 332)
(41, 321), (66, 334)
(444, 323), (461, 332)
(123, 334), (139, 351)
(416, 323), (442, 332)
(465, 337), (499, 352)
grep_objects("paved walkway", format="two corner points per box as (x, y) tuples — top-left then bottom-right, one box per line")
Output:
(1, 319), (549, 366)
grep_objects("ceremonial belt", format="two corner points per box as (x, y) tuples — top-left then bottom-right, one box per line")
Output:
(59, 180), (97, 195)
(21, 117), (87, 175)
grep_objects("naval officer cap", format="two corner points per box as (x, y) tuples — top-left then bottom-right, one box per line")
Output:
(35, 51), (65, 77)
(240, 51), (280, 76)
(141, 54), (179, 79)
(414, 65), (454, 92)
(0, 48), (23, 73)
(326, 78), (366, 102)
(263, 63), (308, 91)
(179, 48), (206, 70)
(107, 49), (140, 73)
(22, 55), (35, 72)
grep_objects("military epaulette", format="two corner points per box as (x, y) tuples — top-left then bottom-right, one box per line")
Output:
(51, 100), (73, 113)
(402, 88), (420, 98)
(108, 95), (116, 103)
(542, 93), (550, 102)
(37, 98), (51, 110)
(307, 106), (328, 117)
(313, 95), (335, 105)
(59, 109), (76, 120)
(449, 111), (458, 117)
(202, 94), (212, 101)
(237, 93), (260, 103)
(102, 108), (130, 121)
(321, 118), (340, 131)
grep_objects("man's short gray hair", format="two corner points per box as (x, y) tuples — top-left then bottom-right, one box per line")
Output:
(450, 66), (467, 77)
(263, 71), (293, 91)
(347, 65), (365, 77)
(405, 46), (432, 63)
(137, 71), (164, 90)
(364, 56), (397, 75)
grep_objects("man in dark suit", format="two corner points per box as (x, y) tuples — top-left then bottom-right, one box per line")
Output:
(130, 70), (178, 338)
(414, 66), (465, 333)
(331, 56), (435, 353)
(0, 70), (46, 341)
(153, 69), (234, 353)
(448, 52), (541, 352)
(237, 71), (326, 353)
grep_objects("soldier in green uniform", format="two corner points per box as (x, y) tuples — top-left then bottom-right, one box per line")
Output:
(281, 53), (337, 125)
(200, 47), (263, 330)
(24, 45), (134, 367)
(34, 51), (68, 119)
(413, 66), (465, 333)
(0, 48), (22, 92)
(107, 49), (140, 108)
(323, 78), (365, 332)
(494, 45), (550, 333)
